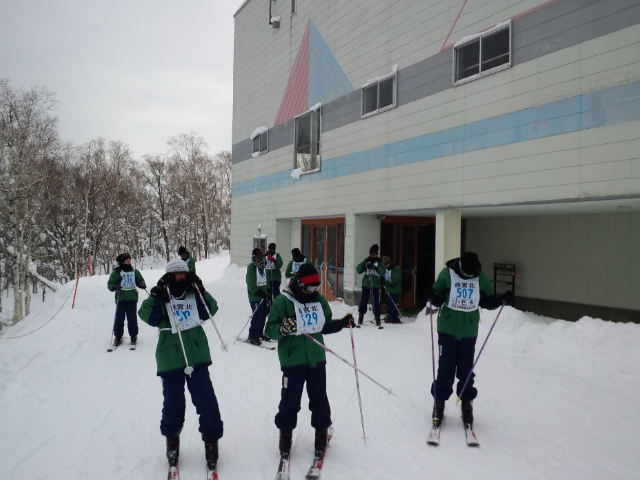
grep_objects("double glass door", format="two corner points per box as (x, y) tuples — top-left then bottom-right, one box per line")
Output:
(301, 218), (344, 300)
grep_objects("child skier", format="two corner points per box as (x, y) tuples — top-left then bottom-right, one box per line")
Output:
(138, 258), (223, 475)
(107, 252), (146, 347)
(245, 248), (270, 345)
(356, 244), (386, 327)
(427, 251), (511, 429)
(285, 248), (310, 278)
(264, 263), (355, 459)
(265, 242), (284, 299)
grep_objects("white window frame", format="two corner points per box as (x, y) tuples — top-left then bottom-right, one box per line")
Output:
(250, 128), (269, 157)
(453, 20), (512, 86)
(361, 69), (397, 118)
(293, 108), (321, 175)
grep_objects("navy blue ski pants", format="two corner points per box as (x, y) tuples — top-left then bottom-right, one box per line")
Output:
(160, 365), (224, 442)
(431, 333), (478, 402)
(248, 300), (268, 340)
(385, 292), (400, 321)
(275, 363), (332, 432)
(358, 286), (381, 317)
(113, 300), (138, 338)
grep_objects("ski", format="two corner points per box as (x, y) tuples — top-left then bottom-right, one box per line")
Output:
(463, 423), (479, 447)
(130, 341), (137, 350)
(107, 336), (127, 352)
(167, 466), (180, 479)
(240, 339), (276, 350)
(305, 428), (333, 480)
(275, 452), (290, 480)
(426, 426), (441, 446)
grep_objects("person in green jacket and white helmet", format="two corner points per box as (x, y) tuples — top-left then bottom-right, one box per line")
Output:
(264, 263), (355, 459)
(138, 258), (223, 474)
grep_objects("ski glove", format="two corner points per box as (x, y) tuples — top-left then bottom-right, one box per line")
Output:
(150, 285), (169, 303)
(188, 272), (206, 294)
(279, 317), (297, 336)
(500, 290), (514, 305)
(425, 288), (444, 308)
(338, 313), (356, 329)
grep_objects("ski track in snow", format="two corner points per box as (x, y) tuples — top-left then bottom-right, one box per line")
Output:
(0, 252), (638, 480)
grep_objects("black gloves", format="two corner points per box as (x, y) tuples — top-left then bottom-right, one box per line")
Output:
(500, 290), (514, 305)
(150, 285), (169, 302)
(188, 272), (206, 295)
(259, 290), (270, 300)
(425, 288), (444, 308)
(280, 317), (297, 336)
(338, 313), (356, 329)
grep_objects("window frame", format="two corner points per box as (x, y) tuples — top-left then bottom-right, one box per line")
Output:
(453, 21), (512, 86)
(251, 129), (269, 157)
(293, 108), (322, 175)
(361, 69), (398, 118)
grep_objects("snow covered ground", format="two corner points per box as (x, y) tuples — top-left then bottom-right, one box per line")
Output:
(1, 252), (638, 480)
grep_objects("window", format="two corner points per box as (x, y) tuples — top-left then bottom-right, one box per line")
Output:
(250, 127), (268, 156)
(291, 0), (296, 15)
(294, 109), (321, 173)
(361, 70), (397, 117)
(454, 21), (511, 84)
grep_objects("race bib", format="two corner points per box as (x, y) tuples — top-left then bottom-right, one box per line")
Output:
(447, 269), (480, 312)
(384, 269), (392, 281)
(256, 268), (267, 286)
(120, 271), (136, 291)
(266, 254), (276, 270)
(165, 293), (202, 333)
(283, 292), (326, 335)
(292, 261), (304, 273)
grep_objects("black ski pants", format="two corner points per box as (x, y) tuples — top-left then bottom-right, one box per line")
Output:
(113, 300), (138, 338)
(431, 332), (478, 402)
(358, 286), (381, 317)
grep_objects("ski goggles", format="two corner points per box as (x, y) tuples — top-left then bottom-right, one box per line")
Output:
(302, 284), (320, 293)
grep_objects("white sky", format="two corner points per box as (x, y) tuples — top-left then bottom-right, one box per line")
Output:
(0, 0), (241, 157)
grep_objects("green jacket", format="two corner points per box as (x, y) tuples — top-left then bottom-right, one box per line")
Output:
(138, 287), (218, 374)
(107, 267), (146, 302)
(246, 263), (268, 302)
(265, 292), (344, 368)
(285, 257), (310, 278)
(433, 267), (493, 339)
(356, 257), (386, 288)
(383, 265), (402, 295)
(184, 255), (196, 274)
(265, 252), (283, 282)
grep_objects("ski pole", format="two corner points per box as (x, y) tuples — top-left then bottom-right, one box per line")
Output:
(428, 301), (437, 400)
(193, 286), (228, 351)
(232, 298), (264, 345)
(166, 286), (194, 376)
(349, 321), (367, 445)
(457, 302), (506, 403)
(299, 330), (395, 396)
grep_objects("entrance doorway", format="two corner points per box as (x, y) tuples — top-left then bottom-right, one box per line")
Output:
(301, 218), (345, 300)
(380, 216), (436, 310)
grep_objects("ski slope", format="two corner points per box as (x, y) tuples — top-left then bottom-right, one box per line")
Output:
(1, 252), (638, 480)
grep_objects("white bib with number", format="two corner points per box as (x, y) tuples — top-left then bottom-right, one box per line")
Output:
(120, 271), (136, 291)
(283, 292), (326, 335)
(256, 268), (267, 286)
(165, 293), (202, 333)
(292, 260), (304, 273)
(366, 261), (380, 277)
(266, 254), (277, 270)
(447, 269), (480, 312)
(384, 269), (392, 281)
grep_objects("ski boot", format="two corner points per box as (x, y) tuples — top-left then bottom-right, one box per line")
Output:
(166, 436), (180, 467)
(114, 336), (123, 347)
(375, 314), (382, 328)
(131, 336), (137, 346)
(432, 401), (445, 429)
(248, 337), (262, 346)
(279, 430), (292, 454)
(314, 428), (328, 456)
(357, 313), (364, 326)
(205, 441), (218, 470)
(461, 400), (474, 427)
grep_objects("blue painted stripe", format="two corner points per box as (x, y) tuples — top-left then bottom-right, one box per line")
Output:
(233, 81), (640, 197)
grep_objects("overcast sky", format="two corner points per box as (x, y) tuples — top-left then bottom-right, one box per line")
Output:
(0, 0), (240, 157)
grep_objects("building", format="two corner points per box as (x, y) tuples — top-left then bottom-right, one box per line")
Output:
(231, 0), (640, 322)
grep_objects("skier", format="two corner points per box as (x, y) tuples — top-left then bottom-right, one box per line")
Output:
(356, 244), (385, 327)
(246, 248), (270, 345)
(285, 247), (310, 278)
(427, 251), (512, 429)
(381, 255), (402, 323)
(265, 242), (284, 299)
(106, 252), (146, 347)
(138, 258), (223, 474)
(264, 263), (355, 459)
(177, 246), (196, 274)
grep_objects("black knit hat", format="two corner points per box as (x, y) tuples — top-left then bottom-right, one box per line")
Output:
(460, 251), (481, 277)
(369, 244), (379, 255)
(116, 252), (131, 265)
(291, 248), (301, 256)
(268, 242), (276, 251)
(296, 263), (320, 286)
(177, 246), (188, 256)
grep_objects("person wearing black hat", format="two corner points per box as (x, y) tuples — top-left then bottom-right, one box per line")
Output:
(264, 263), (356, 459)
(285, 248), (310, 278)
(245, 248), (270, 345)
(265, 243), (283, 299)
(177, 246), (196, 274)
(355, 244), (386, 327)
(107, 252), (147, 347)
(426, 251), (512, 430)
